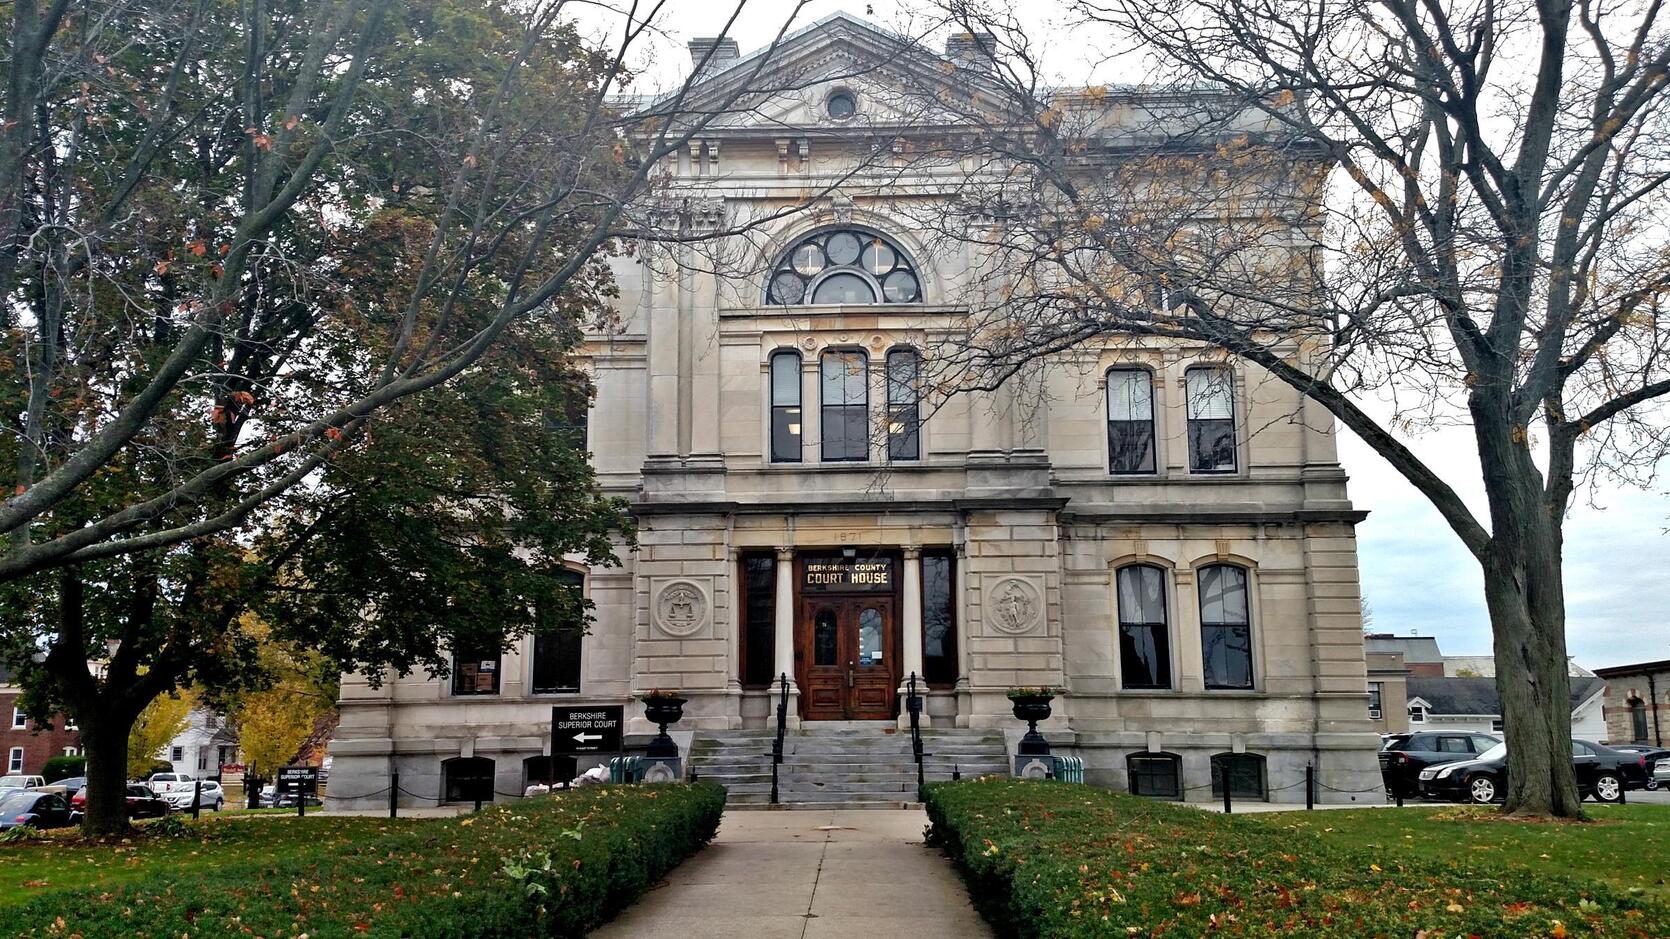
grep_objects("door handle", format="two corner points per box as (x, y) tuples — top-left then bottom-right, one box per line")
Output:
(847, 661), (855, 688)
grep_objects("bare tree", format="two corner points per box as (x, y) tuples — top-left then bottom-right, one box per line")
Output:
(880, 0), (1670, 816)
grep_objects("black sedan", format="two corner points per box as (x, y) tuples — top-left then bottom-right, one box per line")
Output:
(1378, 731), (1502, 798)
(0, 789), (75, 830)
(1418, 739), (1637, 804)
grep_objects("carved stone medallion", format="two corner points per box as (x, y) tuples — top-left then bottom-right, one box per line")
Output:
(987, 576), (1042, 634)
(654, 580), (708, 637)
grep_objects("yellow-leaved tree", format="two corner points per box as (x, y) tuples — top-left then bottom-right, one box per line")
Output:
(127, 693), (192, 778)
(229, 629), (337, 777)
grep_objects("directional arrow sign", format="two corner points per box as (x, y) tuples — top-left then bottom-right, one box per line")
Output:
(552, 705), (623, 754)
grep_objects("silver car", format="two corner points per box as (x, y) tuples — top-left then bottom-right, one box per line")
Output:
(1653, 757), (1670, 790)
(162, 780), (225, 811)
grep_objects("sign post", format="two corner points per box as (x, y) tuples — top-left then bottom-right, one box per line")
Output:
(277, 766), (320, 817)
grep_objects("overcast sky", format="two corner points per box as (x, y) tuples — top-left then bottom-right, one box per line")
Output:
(605, 0), (1670, 669)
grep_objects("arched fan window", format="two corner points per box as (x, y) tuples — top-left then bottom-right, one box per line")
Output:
(766, 228), (922, 305)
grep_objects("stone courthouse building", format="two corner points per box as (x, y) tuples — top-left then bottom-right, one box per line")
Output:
(330, 13), (1383, 807)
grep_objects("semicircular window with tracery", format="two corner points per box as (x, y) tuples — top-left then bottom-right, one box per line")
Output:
(765, 228), (922, 305)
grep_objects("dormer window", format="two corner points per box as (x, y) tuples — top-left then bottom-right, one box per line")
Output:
(766, 228), (921, 305)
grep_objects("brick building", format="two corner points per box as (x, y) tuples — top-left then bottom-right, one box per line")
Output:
(1594, 659), (1670, 747)
(0, 667), (82, 777)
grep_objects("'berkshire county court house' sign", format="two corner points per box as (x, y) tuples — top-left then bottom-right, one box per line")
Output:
(803, 557), (894, 591)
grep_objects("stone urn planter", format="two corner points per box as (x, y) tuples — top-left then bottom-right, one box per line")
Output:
(640, 690), (687, 758)
(1007, 687), (1057, 756)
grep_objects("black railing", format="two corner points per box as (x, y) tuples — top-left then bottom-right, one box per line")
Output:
(906, 671), (925, 795)
(771, 672), (789, 805)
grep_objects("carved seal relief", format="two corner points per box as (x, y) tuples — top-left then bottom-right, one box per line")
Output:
(986, 576), (1043, 634)
(653, 579), (709, 637)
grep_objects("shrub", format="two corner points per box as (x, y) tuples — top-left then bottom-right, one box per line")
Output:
(924, 779), (1668, 938)
(9, 782), (725, 937)
(39, 754), (85, 782)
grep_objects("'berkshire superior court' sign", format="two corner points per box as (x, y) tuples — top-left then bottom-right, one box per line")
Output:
(803, 556), (894, 592)
(552, 705), (623, 754)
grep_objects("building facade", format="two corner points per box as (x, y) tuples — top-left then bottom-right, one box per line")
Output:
(330, 14), (1383, 807)
(1595, 659), (1670, 747)
(0, 668), (81, 778)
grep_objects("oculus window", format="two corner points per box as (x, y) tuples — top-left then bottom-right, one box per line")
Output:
(766, 229), (921, 306)
(1106, 368), (1156, 474)
(1116, 565), (1171, 689)
(1198, 564), (1254, 689)
(769, 351), (802, 462)
(1185, 366), (1237, 473)
(821, 350), (869, 461)
(531, 570), (584, 694)
(887, 348), (921, 460)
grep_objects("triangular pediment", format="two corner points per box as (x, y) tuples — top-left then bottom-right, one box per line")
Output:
(637, 12), (1014, 136)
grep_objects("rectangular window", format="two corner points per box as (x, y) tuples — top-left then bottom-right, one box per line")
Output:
(531, 571), (584, 695)
(1199, 565), (1254, 689)
(922, 551), (957, 685)
(1106, 368), (1156, 474)
(63, 747), (77, 757)
(741, 554), (777, 687)
(1368, 681), (1383, 716)
(886, 349), (921, 460)
(1185, 366), (1237, 473)
(770, 351), (802, 463)
(170, 746), (184, 762)
(1409, 705), (1426, 723)
(63, 715), (77, 731)
(1116, 566), (1171, 689)
(821, 351), (869, 461)
(7, 748), (20, 774)
(452, 645), (502, 696)
(1128, 754), (1181, 798)
(11, 707), (24, 730)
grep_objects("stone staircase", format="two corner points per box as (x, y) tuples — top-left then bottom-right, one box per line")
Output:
(688, 722), (1009, 810)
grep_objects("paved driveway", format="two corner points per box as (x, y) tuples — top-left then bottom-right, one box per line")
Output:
(589, 809), (993, 939)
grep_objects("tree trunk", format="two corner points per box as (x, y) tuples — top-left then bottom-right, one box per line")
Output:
(1474, 410), (1583, 817)
(78, 714), (135, 837)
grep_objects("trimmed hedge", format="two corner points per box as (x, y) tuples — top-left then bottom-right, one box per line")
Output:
(924, 779), (1669, 938)
(10, 782), (725, 937)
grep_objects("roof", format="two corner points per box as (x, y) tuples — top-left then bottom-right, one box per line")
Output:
(1406, 676), (1607, 716)
(1364, 635), (1444, 664)
(1442, 655), (1597, 678)
(1594, 659), (1670, 678)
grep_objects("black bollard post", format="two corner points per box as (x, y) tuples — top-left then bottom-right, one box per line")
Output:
(1305, 763), (1315, 811)
(297, 792), (305, 818)
(953, 764), (961, 782)
(474, 796), (483, 814)
(191, 779), (201, 820)
(1222, 764), (1232, 814)
(1395, 788), (1404, 808)
(389, 772), (399, 819)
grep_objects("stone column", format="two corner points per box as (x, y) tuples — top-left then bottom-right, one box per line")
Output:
(773, 547), (800, 726)
(898, 547), (930, 728)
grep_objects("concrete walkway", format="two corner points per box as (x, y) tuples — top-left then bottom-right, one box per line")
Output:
(590, 809), (993, 939)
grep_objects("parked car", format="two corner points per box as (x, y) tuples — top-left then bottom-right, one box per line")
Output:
(0, 774), (46, 790)
(1377, 731), (1501, 798)
(258, 788), (322, 809)
(146, 772), (199, 796)
(162, 780), (225, 812)
(68, 783), (171, 821)
(1610, 746), (1670, 790)
(46, 776), (87, 799)
(1418, 739), (1639, 804)
(0, 789), (74, 830)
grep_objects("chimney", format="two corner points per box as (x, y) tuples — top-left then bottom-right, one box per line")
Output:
(688, 37), (740, 80)
(944, 31), (996, 71)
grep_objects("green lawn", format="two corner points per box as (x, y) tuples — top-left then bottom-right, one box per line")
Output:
(1252, 803), (1670, 901)
(0, 813), (421, 907)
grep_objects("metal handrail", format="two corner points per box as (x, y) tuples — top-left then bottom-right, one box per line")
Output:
(770, 672), (788, 805)
(906, 671), (925, 794)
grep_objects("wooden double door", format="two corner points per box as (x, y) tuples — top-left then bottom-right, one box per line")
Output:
(796, 595), (897, 721)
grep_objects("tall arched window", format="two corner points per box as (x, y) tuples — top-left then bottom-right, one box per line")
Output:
(886, 348), (921, 460)
(821, 350), (869, 461)
(1630, 697), (1650, 742)
(766, 228), (922, 305)
(1116, 565), (1171, 689)
(1199, 564), (1254, 689)
(769, 351), (802, 463)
